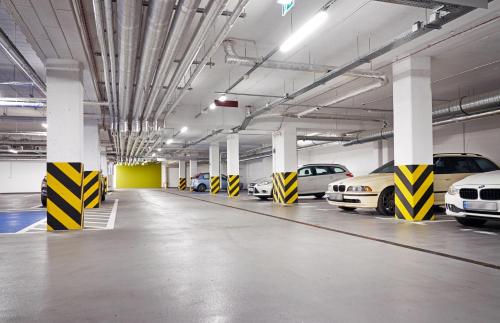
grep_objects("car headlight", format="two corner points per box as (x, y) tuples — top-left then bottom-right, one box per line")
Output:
(258, 181), (271, 186)
(448, 185), (459, 195)
(347, 185), (372, 192)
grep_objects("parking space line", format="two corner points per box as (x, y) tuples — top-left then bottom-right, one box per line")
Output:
(17, 218), (46, 233)
(106, 199), (119, 229)
(474, 231), (498, 236)
(166, 191), (500, 271)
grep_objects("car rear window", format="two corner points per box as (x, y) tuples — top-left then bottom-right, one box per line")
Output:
(433, 156), (499, 174)
(371, 161), (394, 174)
(330, 166), (346, 173)
(314, 166), (330, 175)
(473, 157), (499, 172)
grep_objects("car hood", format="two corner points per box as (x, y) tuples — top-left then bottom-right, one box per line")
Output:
(330, 173), (393, 186)
(453, 170), (500, 185)
(255, 177), (272, 185)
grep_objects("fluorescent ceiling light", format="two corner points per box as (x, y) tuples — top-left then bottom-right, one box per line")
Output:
(152, 153), (157, 157)
(157, 148), (162, 152)
(180, 126), (188, 133)
(209, 103), (216, 110)
(41, 122), (48, 129)
(218, 95), (227, 102)
(280, 10), (328, 53)
(8, 148), (18, 154)
(277, 0), (293, 4)
(166, 139), (173, 145)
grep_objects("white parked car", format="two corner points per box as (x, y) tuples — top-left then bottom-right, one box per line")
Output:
(445, 170), (500, 226)
(253, 164), (352, 200)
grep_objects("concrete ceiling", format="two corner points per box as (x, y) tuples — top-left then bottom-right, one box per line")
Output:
(1, 0), (500, 157)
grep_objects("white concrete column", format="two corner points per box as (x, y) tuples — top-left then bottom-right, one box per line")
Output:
(46, 59), (84, 162)
(272, 126), (298, 204)
(227, 134), (240, 196)
(178, 160), (186, 190)
(209, 142), (221, 193)
(83, 118), (101, 170)
(100, 154), (108, 177)
(161, 162), (167, 188)
(393, 56), (434, 221)
(189, 160), (198, 179)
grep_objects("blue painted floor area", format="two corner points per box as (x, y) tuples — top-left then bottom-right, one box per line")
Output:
(0, 210), (46, 233)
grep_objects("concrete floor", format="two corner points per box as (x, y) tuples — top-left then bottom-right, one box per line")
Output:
(1, 189), (500, 322)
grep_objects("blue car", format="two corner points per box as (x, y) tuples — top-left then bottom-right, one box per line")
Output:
(191, 173), (227, 192)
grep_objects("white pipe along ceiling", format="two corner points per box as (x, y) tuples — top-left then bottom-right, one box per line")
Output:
(0, 0), (499, 162)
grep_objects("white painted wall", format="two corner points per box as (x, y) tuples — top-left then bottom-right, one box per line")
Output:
(0, 160), (46, 193)
(241, 115), (500, 179)
(167, 167), (179, 188)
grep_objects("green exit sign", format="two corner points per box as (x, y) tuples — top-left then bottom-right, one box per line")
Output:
(282, 0), (295, 16)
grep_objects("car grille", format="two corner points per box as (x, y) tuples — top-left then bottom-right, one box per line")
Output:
(332, 185), (346, 192)
(480, 189), (500, 201)
(459, 188), (478, 199)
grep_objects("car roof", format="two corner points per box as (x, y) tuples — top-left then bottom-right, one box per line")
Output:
(433, 153), (484, 157)
(300, 164), (346, 167)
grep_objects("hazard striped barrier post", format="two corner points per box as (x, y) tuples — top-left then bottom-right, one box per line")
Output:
(46, 162), (84, 231)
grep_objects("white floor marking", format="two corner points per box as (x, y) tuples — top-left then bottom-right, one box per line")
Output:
(106, 199), (119, 229)
(474, 231), (498, 236)
(375, 217), (394, 220)
(460, 228), (473, 231)
(29, 205), (42, 209)
(429, 219), (456, 223)
(315, 208), (336, 211)
(17, 218), (46, 233)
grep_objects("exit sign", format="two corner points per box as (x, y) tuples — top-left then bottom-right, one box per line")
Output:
(281, 0), (295, 16)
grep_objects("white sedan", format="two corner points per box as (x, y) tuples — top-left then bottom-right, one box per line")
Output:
(253, 164), (352, 200)
(445, 170), (500, 226)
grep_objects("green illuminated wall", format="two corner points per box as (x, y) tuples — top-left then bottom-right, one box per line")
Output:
(115, 163), (161, 188)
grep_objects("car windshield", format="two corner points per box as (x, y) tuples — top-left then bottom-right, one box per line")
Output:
(371, 161), (394, 174)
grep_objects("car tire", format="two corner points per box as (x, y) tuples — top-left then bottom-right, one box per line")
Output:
(41, 197), (47, 207)
(101, 192), (106, 202)
(314, 193), (325, 199)
(258, 196), (269, 201)
(197, 184), (207, 192)
(377, 186), (395, 216)
(455, 217), (487, 227)
(339, 206), (356, 211)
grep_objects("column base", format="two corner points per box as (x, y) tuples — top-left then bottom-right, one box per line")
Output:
(228, 175), (240, 197)
(47, 162), (84, 231)
(84, 170), (102, 209)
(394, 164), (435, 221)
(178, 178), (187, 190)
(210, 176), (220, 194)
(272, 172), (298, 204)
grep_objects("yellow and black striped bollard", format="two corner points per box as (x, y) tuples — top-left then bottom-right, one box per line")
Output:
(228, 175), (240, 197)
(46, 162), (84, 231)
(272, 172), (298, 204)
(394, 164), (435, 221)
(210, 176), (220, 194)
(178, 178), (187, 190)
(84, 171), (101, 209)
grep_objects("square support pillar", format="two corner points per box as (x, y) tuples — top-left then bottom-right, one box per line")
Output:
(227, 134), (240, 197)
(189, 160), (198, 191)
(178, 160), (186, 190)
(393, 56), (435, 222)
(46, 59), (85, 231)
(272, 126), (298, 204)
(161, 162), (167, 189)
(209, 143), (221, 194)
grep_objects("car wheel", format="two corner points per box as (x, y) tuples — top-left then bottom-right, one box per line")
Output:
(339, 206), (356, 211)
(377, 186), (395, 216)
(41, 197), (47, 207)
(197, 184), (207, 192)
(314, 193), (325, 199)
(455, 217), (487, 227)
(101, 193), (106, 202)
(258, 196), (269, 200)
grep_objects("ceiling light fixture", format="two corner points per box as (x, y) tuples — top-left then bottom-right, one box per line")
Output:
(166, 139), (173, 145)
(218, 95), (227, 102)
(157, 148), (162, 152)
(276, 0), (293, 4)
(209, 102), (217, 110)
(8, 148), (18, 154)
(180, 126), (188, 133)
(280, 10), (328, 53)
(41, 122), (48, 129)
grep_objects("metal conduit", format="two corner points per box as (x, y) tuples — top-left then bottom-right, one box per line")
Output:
(0, 28), (46, 94)
(223, 39), (385, 79)
(152, 0), (230, 122)
(343, 89), (500, 146)
(142, 0), (201, 123)
(236, 4), (478, 131)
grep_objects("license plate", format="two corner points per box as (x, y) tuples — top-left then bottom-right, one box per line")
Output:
(463, 201), (497, 211)
(329, 193), (343, 201)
